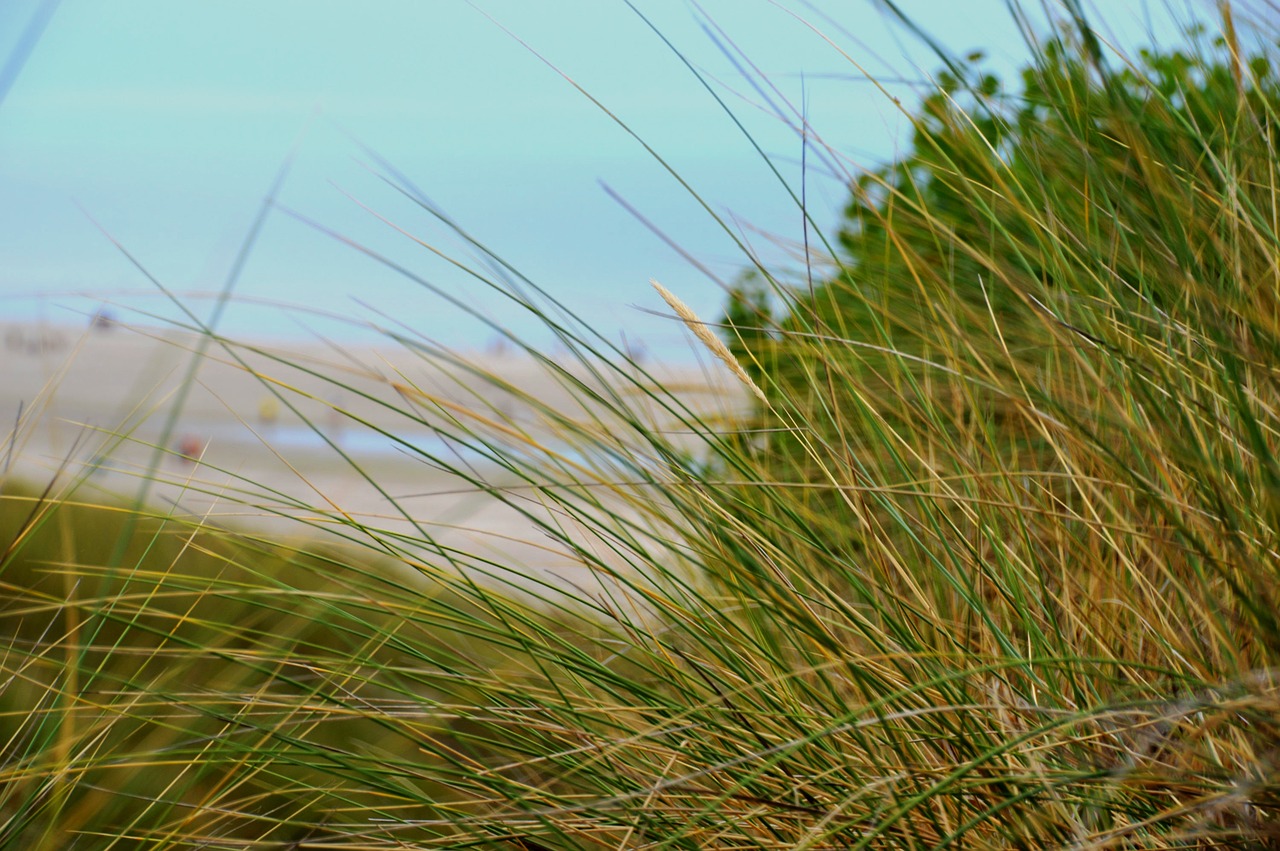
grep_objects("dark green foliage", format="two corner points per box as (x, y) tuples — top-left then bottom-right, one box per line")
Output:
(727, 20), (1280, 567)
(828, 26), (1280, 332)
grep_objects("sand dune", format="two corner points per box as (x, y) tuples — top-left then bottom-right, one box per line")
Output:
(1, 319), (744, 599)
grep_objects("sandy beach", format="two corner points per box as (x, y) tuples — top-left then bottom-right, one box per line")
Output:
(1, 318), (745, 600)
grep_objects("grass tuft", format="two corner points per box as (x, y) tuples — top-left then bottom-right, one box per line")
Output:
(4, 2), (1280, 847)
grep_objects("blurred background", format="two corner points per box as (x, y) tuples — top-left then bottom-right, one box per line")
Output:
(0, 0), (1200, 354)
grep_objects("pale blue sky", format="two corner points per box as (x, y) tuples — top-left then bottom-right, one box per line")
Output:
(0, 1), (1203, 351)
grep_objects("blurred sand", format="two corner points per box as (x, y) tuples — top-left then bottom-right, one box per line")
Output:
(0, 319), (745, 600)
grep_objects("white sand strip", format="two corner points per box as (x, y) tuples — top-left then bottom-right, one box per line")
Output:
(1, 320), (747, 601)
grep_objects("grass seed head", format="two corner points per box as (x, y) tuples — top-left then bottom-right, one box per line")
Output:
(651, 278), (767, 404)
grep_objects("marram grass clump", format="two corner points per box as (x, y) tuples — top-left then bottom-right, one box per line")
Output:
(4, 2), (1280, 848)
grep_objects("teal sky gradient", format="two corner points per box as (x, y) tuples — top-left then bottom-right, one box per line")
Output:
(0, 1), (1207, 351)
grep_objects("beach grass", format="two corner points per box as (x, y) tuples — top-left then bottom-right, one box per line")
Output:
(3, 1), (1280, 847)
